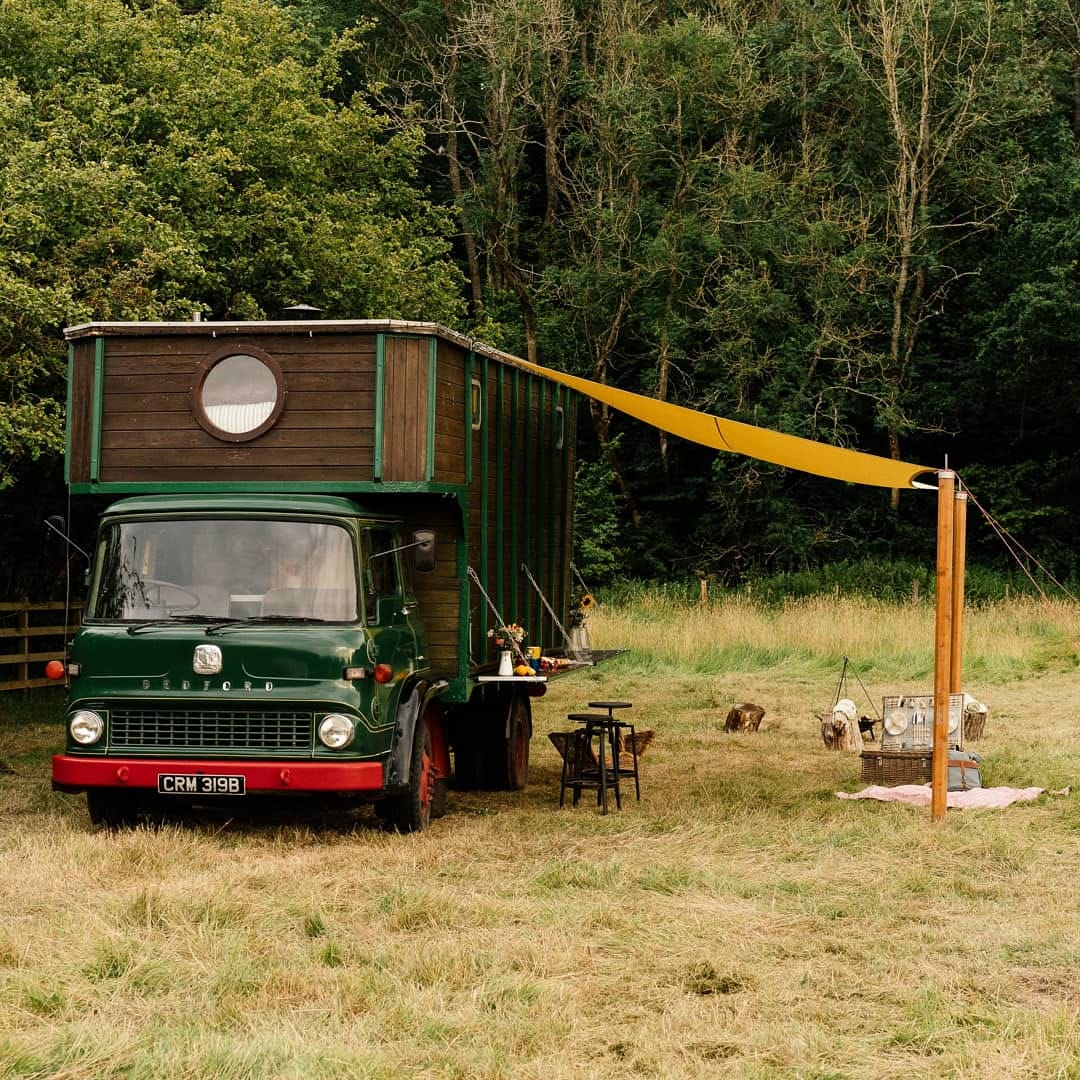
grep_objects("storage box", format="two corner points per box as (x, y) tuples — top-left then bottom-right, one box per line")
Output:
(860, 749), (933, 786)
(881, 693), (964, 752)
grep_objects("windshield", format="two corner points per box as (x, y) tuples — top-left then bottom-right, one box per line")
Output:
(89, 518), (358, 622)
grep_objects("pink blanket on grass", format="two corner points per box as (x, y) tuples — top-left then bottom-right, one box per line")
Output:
(836, 784), (1047, 809)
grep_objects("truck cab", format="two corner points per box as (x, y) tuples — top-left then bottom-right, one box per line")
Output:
(53, 494), (447, 830)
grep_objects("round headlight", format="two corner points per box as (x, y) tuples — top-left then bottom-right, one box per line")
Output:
(70, 710), (104, 745)
(884, 709), (909, 736)
(947, 712), (960, 734)
(318, 713), (355, 749)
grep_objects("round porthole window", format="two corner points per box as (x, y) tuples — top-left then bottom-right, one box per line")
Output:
(193, 346), (286, 442)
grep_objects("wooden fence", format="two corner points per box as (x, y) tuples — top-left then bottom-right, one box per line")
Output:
(0, 601), (84, 692)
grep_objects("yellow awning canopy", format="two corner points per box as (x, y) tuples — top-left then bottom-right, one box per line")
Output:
(509, 356), (934, 491)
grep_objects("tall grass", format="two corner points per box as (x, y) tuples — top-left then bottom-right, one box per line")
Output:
(591, 593), (1080, 685)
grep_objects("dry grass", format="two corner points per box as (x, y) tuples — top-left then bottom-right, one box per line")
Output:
(0, 595), (1077, 1078)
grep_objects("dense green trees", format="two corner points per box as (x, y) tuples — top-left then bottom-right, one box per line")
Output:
(356, 0), (1073, 584)
(2, 0), (1077, 595)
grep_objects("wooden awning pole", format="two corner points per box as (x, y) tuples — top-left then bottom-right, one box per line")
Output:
(950, 489), (968, 695)
(932, 470), (956, 823)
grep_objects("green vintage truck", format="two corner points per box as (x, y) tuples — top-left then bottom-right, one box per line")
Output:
(50, 317), (578, 830)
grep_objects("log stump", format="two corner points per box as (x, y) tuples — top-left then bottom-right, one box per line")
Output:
(963, 706), (987, 741)
(724, 703), (764, 733)
(820, 704), (864, 747)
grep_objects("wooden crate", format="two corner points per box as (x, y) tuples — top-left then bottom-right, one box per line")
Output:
(860, 749), (932, 786)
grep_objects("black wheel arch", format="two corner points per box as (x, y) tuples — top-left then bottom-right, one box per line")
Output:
(385, 677), (448, 791)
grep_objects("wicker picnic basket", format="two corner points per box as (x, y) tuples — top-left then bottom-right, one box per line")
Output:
(860, 749), (933, 786)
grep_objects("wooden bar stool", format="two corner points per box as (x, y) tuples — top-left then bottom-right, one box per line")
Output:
(588, 701), (640, 801)
(560, 712), (621, 813)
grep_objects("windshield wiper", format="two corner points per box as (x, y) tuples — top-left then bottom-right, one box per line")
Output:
(205, 615), (331, 635)
(126, 615), (236, 635)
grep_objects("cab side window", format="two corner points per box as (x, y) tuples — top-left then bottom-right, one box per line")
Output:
(362, 528), (399, 622)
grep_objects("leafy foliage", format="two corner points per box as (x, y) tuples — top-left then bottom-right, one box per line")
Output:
(5, 0), (1080, 595)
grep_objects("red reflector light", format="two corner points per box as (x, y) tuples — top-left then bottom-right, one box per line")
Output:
(373, 664), (393, 684)
(45, 660), (65, 681)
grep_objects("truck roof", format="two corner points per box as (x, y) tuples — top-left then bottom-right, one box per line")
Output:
(63, 318), (526, 370)
(101, 493), (385, 519)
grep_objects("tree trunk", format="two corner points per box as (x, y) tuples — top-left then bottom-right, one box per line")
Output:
(725, 703), (764, 733)
(820, 713), (864, 751)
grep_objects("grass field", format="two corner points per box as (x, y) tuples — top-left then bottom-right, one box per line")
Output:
(0, 595), (1077, 1078)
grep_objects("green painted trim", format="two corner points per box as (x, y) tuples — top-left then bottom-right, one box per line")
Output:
(64, 343), (74, 485)
(495, 364), (505, 625)
(461, 348), (475, 676)
(90, 338), (105, 482)
(479, 352), (489, 609)
(426, 337), (437, 482)
(69, 480), (470, 503)
(464, 348), (474, 487)
(456, 496), (471, 689)
(373, 333), (386, 480)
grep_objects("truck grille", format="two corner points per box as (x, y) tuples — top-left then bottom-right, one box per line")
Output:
(109, 707), (313, 754)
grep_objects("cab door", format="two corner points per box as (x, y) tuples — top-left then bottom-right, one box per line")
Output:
(361, 527), (419, 725)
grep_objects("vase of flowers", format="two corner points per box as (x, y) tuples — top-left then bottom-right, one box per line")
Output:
(488, 622), (526, 675)
(567, 594), (594, 662)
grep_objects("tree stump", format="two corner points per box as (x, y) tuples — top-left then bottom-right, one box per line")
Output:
(819, 702), (864, 751)
(819, 715), (864, 751)
(963, 706), (987, 741)
(724, 703), (764, 733)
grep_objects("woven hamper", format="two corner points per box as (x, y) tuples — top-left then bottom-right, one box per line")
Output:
(860, 749), (933, 786)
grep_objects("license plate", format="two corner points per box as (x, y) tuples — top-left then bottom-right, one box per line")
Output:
(157, 773), (245, 796)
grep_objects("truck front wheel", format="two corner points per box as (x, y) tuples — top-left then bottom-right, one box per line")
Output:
(383, 712), (435, 833)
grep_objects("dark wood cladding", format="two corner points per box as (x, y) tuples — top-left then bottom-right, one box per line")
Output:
(433, 341), (467, 485)
(463, 361), (575, 657)
(94, 332), (377, 483)
(382, 336), (429, 482)
(395, 498), (462, 678)
(68, 340), (96, 484)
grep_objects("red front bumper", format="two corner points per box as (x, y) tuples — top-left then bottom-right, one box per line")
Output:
(52, 755), (385, 794)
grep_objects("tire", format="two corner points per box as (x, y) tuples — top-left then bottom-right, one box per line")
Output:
(86, 789), (143, 829)
(384, 712), (435, 833)
(450, 709), (484, 791)
(485, 692), (530, 791)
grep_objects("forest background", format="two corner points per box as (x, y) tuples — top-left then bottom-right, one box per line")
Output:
(2, 0), (1078, 599)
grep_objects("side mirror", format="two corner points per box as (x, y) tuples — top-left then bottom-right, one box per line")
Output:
(44, 515), (91, 562)
(412, 530), (436, 574)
